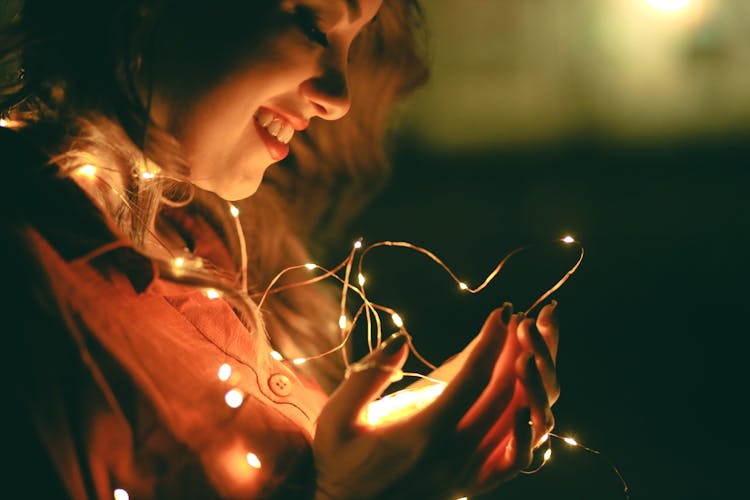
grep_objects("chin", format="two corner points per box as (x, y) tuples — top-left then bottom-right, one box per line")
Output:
(193, 176), (262, 202)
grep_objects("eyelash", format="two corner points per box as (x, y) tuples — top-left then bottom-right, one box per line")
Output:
(294, 6), (329, 48)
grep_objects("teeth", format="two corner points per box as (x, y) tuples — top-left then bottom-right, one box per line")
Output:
(277, 123), (294, 144)
(257, 110), (275, 127)
(267, 118), (282, 136)
(256, 110), (295, 144)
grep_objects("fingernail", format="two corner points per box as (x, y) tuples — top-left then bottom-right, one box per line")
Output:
(381, 332), (407, 355)
(500, 302), (513, 324)
(547, 300), (559, 327)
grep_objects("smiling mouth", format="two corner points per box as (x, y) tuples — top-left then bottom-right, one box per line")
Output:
(254, 109), (294, 162)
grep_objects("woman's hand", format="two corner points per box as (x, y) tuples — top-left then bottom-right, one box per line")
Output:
(313, 303), (552, 499)
(515, 302), (560, 448)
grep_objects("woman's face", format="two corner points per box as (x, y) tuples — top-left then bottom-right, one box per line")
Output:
(151, 0), (383, 201)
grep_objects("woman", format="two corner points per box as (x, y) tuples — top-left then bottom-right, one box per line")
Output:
(1, 0), (560, 498)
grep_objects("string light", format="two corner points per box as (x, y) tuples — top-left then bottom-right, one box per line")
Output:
(75, 164), (97, 179)
(391, 313), (403, 329)
(59, 164), (625, 496)
(0, 119), (7, 127)
(218, 363), (232, 381)
(520, 433), (630, 499)
(224, 389), (244, 408)
(246, 452), (262, 469)
(113, 489), (129, 500)
(270, 351), (284, 361)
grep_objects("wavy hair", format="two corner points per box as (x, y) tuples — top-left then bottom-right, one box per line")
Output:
(0, 0), (428, 391)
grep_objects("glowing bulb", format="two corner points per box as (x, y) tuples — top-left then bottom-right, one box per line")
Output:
(647, 0), (690, 12)
(206, 288), (221, 299)
(363, 383), (446, 426)
(358, 273), (366, 286)
(229, 204), (240, 218)
(77, 164), (97, 178)
(354, 240), (362, 249)
(140, 171), (155, 180)
(539, 433), (549, 444)
(304, 263), (317, 270)
(292, 358), (306, 365)
(561, 235), (575, 244)
(0, 119), (7, 127)
(270, 351), (283, 361)
(543, 448), (552, 462)
(218, 363), (232, 381)
(174, 257), (185, 268)
(563, 437), (578, 446)
(225, 389), (244, 408)
(459, 282), (468, 291)
(391, 313), (404, 328)
(456, 497), (468, 500)
(246, 452), (262, 469)
(113, 489), (129, 500)
(339, 315), (348, 330)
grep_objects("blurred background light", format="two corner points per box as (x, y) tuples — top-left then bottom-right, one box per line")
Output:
(399, 0), (750, 152)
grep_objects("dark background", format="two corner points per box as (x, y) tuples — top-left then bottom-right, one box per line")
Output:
(340, 2), (748, 498)
(345, 133), (748, 500)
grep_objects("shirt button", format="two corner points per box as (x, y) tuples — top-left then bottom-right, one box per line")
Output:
(268, 373), (292, 397)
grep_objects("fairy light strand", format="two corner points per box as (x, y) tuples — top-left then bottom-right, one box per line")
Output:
(54, 160), (628, 497)
(520, 432), (631, 500)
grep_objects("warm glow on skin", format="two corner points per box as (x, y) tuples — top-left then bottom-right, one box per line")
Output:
(363, 383), (446, 426)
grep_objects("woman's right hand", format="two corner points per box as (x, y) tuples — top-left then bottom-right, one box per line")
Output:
(313, 304), (539, 500)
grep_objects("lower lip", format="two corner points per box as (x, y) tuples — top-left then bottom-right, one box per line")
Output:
(254, 118), (290, 162)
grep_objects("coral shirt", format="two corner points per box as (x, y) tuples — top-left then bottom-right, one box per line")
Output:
(3, 129), (327, 499)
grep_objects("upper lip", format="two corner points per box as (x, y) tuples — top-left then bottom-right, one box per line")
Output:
(262, 107), (309, 131)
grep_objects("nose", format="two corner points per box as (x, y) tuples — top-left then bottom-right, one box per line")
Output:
(300, 63), (352, 121)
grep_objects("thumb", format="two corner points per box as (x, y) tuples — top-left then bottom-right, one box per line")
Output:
(322, 332), (409, 429)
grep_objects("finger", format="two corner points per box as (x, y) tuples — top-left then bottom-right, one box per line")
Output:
(473, 407), (534, 493)
(321, 332), (409, 430)
(418, 303), (512, 431)
(518, 319), (560, 404)
(516, 354), (555, 446)
(455, 312), (526, 443)
(536, 300), (559, 359)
